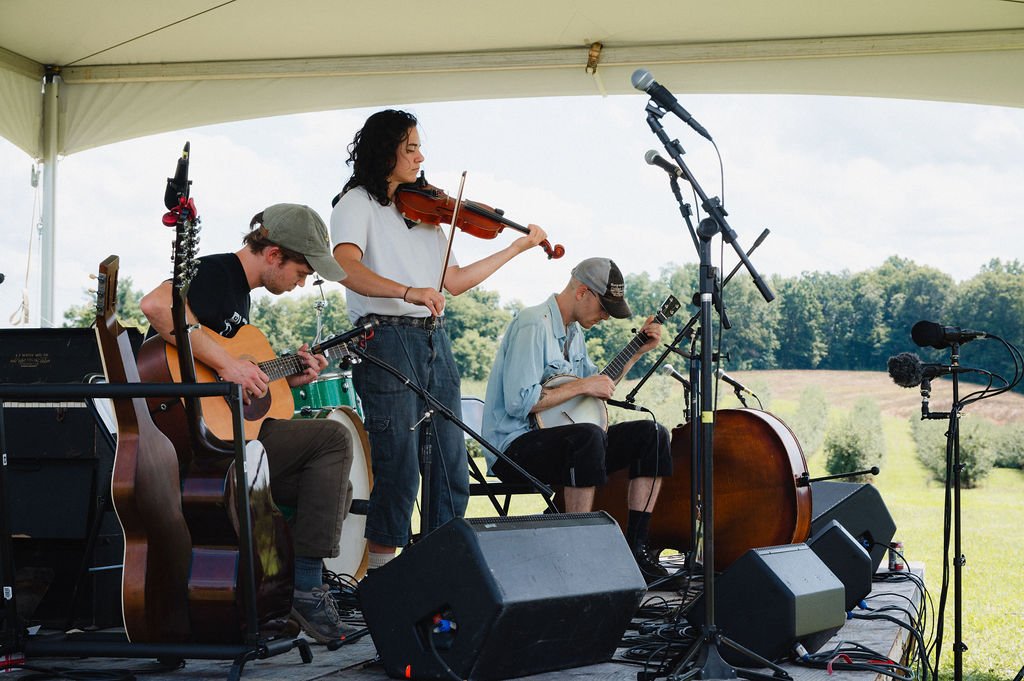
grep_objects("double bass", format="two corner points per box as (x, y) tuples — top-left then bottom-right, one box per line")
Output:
(590, 408), (812, 572)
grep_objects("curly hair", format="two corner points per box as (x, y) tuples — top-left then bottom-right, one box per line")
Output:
(339, 109), (418, 206)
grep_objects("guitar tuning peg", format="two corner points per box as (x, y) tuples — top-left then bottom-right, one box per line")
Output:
(88, 273), (98, 281)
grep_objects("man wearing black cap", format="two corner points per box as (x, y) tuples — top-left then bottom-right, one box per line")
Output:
(481, 257), (677, 586)
(141, 203), (357, 643)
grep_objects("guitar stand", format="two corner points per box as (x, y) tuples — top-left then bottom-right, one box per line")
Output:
(346, 346), (557, 536)
(0, 381), (312, 681)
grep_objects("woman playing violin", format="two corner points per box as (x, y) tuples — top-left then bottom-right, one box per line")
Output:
(329, 109), (547, 572)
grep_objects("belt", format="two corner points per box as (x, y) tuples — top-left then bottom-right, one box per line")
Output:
(358, 313), (444, 330)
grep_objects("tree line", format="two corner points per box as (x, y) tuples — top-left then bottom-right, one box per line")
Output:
(64, 255), (1024, 387)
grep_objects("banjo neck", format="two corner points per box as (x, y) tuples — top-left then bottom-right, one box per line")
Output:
(599, 330), (651, 384)
(597, 294), (681, 383)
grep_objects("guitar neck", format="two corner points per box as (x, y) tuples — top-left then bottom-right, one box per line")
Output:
(257, 329), (358, 383)
(259, 354), (308, 383)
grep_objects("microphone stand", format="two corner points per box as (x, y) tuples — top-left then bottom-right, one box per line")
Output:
(625, 229), (769, 572)
(920, 343), (966, 681)
(625, 227), (769, 406)
(642, 102), (780, 681)
(347, 346), (557, 538)
(646, 103), (775, 305)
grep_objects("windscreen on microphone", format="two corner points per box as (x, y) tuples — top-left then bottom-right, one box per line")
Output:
(911, 319), (986, 349)
(911, 321), (944, 349)
(887, 352), (924, 388)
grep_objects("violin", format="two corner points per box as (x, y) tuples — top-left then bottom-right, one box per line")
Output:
(394, 174), (565, 260)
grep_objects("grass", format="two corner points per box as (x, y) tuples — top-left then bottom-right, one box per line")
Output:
(460, 371), (1024, 680)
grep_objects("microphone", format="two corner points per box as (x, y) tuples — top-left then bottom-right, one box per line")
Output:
(311, 321), (375, 354)
(164, 142), (191, 210)
(715, 368), (751, 394)
(334, 321), (374, 344)
(645, 150), (684, 178)
(659, 364), (691, 390)
(607, 398), (645, 412)
(887, 352), (952, 388)
(911, 320), (987, 350)
(631, 69), (712, 142)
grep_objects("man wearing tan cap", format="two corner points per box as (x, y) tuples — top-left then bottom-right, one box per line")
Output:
(482, 257), (680, 588)
(141, 203), (357, 644)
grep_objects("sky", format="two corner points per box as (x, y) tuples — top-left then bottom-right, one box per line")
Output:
(1, 92), (1023, 331)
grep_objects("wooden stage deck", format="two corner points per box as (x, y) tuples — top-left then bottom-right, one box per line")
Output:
(16, 566), (923, 681)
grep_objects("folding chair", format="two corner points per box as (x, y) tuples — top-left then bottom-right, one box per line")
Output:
(461, 396), (550, 516)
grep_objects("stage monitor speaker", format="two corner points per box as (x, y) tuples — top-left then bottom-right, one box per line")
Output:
(359, 513), (646, 681)
(687, 544), (846, 666)
(807, 519), (872, 612)
(811, 481), (896, 573)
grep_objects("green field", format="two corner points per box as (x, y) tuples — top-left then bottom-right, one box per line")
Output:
(461, 370), (1024, 680)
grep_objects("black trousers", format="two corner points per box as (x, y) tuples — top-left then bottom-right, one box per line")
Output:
(493, 420), (672, 488)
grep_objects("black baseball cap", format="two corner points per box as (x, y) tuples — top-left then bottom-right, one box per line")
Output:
(571, 257), (632, 319)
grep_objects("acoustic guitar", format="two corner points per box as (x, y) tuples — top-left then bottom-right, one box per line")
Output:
(532, 295), (680, 430)
(138, 322), (372, 443)
(94, 254), (193, 643)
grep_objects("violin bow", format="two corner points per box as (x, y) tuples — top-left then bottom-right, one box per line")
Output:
(436, 170), (468, 294)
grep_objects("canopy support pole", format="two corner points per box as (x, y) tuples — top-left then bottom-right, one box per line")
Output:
(40, 71), (60, 327)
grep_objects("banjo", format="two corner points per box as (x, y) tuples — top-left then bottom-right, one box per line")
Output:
(532, 295), (680, 430)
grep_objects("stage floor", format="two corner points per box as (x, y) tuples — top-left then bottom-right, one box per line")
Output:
(16, 567), (923, 681)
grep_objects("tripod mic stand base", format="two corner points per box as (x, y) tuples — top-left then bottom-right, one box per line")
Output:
(667, 637), (736, 681)
(666, 627), (792, 681)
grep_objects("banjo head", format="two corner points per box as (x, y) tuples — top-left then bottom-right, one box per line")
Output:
(532, 374), (609, 430)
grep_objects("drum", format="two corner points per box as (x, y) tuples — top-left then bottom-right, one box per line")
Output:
(291, 370), (363, 417)
(292, 406), (372, 579)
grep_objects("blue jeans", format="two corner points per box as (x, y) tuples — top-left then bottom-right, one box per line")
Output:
(352, 322), (468, 547)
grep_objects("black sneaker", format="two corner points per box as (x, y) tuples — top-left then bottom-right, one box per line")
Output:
(634, 545), (687, 591)
(291, 584), (359, 644)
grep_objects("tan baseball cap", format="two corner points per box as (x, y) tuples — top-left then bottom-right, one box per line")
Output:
(261, 203), (346, 281)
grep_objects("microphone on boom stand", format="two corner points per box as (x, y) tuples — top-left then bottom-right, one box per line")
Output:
(631, 68), (713, 142)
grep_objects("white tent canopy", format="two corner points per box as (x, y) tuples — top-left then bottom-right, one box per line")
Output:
(2, 0), (1023, 322)
(3, 0), (1024, 158)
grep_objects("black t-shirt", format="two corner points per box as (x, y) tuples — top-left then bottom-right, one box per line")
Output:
(185, 253), (252, 338)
